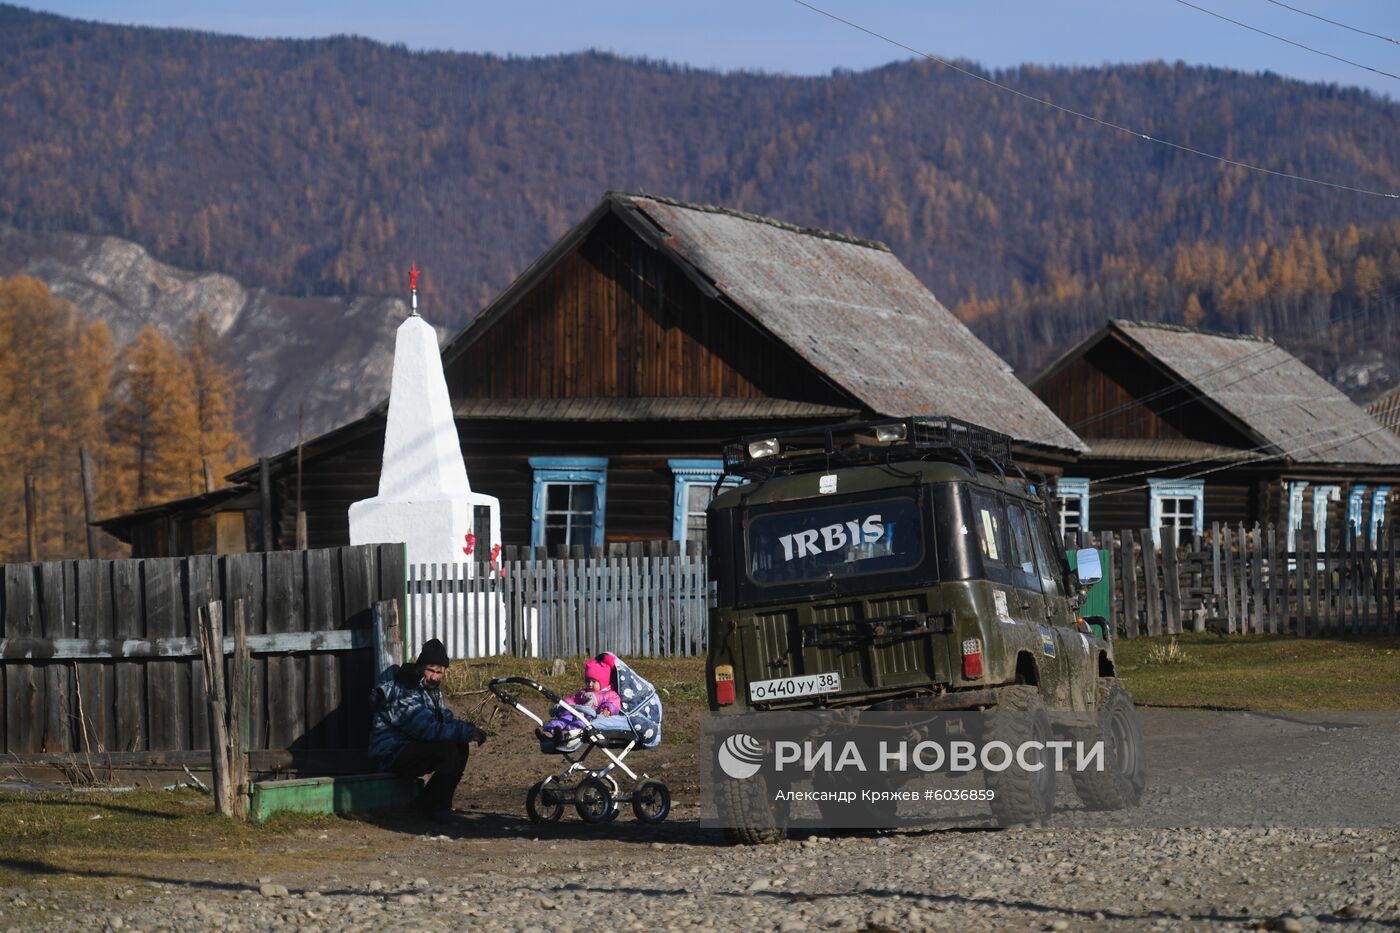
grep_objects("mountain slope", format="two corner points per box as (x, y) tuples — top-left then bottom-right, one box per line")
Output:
(0, 225), (404, 452)
(1, 4), (1397, 327)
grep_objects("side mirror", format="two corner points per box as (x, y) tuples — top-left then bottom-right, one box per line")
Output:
(1074, 547), (1103, 586)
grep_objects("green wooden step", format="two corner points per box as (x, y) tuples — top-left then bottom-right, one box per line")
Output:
(248, 773), (421, 822)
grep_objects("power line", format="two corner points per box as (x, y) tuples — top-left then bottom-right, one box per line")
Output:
(1259, 0), (1400, 46)
(1171, 0), (1400, 82)
(1086, 391), (1389, 489)
(1068, 340), (1279, 431)
(1067, 300), (1387, 434)
(1087, 420), (1396, 501)
(789, 0), (1400, 199)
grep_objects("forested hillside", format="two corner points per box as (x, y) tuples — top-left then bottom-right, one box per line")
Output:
(2, 4), (1398, 388)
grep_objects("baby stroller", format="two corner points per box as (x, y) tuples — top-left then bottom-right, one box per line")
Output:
(489, 653), (670, 825)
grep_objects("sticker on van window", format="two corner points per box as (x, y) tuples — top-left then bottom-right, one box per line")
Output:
(979, 510), (1000, 560)
(993, 590), (1015, 625)
(819, 474), (838, 494)
(777, 514), (884, 562)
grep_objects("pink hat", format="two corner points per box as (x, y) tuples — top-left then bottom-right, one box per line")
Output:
(584, 658), (611, 686)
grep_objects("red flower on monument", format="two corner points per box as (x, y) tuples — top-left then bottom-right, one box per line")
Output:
(463, 533), (476, 556)
(490, 543), (506, 578)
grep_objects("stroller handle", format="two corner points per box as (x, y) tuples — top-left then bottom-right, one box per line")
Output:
(489, 676), (563, 707)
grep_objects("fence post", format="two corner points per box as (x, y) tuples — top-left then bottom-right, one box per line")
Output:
(1141, 529), (1161, 636)
(197, 601), (237, 818)
(1222, 524), (1237, 634)
(230, 598), (250, 821)
(1266, 524), (1279, 634)
(1210, 521), (1222, 623)
(1162, 535), (1182, 635)
(1250, 524), (1264, 635)
(1120, 531), (1140, 638)
(373, 599), (402, 678)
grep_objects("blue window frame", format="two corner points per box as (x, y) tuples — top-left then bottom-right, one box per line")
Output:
(1312, 485), (1340, 549)
(1348, 486), (1369, 540)
(1286, 481), (1309, 553)
(1371, 487), (1390, 545)
(529, 457), (607, 550)
(668, 459), (741, 548)
(1148, 479), (1204, 548)
(1055, 477), (1090, 536)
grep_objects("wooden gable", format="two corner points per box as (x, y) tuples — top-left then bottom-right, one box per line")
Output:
(443, 213), (854, 406)
(1034, 332), (1254, 446)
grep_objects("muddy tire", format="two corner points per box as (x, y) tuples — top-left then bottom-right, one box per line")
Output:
(1069, 680), (1146, 811)
(716, 773), (789, 845)
(983, 685), (1057, 827)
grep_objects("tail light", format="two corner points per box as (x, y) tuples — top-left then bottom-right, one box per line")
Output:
(713, 664), (736, 705)
(961, 638), (984, 679)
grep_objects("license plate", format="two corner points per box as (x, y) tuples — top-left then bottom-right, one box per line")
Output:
(748, 672), (842, 702)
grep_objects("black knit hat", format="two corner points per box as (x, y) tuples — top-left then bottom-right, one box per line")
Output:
(417, 638), (450, 668)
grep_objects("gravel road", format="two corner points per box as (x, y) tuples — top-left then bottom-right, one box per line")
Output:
(4, 711), (1398, 931)
(3, 815), (1398, 932)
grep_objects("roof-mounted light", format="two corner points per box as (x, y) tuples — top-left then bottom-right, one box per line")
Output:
(874, 423), (907, 443)
(748, 438), (780, 460)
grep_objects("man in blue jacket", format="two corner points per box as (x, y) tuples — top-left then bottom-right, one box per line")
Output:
(369, 638), (486, 823)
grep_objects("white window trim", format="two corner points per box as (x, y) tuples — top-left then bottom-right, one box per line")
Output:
(1312, 485), (1340, 549)
(1148, 478), (1204, 548)
(1286, 481), (1309, 553)
(1371, 487), (1390, 545)
(1055, 478), (1090, 534)
(1348, 485), (1369, 540)
(668, 459), (741, 543)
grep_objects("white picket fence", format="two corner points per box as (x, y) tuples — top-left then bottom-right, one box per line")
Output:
(406, 555), (708, 659)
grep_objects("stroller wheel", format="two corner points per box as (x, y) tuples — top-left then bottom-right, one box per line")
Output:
(526, 779), (564, 824)
(631, 780), (671, 824)
(574, 777), (615, 824)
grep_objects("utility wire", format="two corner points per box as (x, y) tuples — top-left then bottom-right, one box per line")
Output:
(1066, 300), (1386, 434)
(1086, 392), (1391, 489)
(1088, 420), (1396, 501)
(1259, 0), (1400, 46)
(1171, 0), (1400, 82)
(790, 0), (1400, 198)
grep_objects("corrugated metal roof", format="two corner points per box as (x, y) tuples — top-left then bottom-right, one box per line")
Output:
(1113, 321), (1400, 466)
(451, 397), (858, 421)
(620, 194), (1087, 453)
(1082, 438), (1258, 462)
(1366, 387), (1400, 436)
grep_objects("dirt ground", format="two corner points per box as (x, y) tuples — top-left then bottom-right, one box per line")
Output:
(4, 655), (1400, 930)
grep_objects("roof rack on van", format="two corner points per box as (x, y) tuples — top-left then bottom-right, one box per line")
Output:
(721, 415), (1019, 480)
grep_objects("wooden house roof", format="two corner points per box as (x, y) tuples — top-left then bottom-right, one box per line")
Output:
(442, 192), (1086, 454)
(1036, 320), (1400, 466)
(1366, 387), (1400, 438)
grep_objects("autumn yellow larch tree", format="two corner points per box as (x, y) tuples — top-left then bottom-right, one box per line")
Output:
(185, 312), (248, 486)
(107, 325), (202, 507)
(0, 275), (115, 560)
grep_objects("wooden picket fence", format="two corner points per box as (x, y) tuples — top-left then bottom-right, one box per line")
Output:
(407, 553), (708, 659)
(1068, 522), (1399, 637)
(0, 544), (406, 772)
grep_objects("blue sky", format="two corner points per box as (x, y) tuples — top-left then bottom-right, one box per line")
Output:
(22, 0), (1400, 98)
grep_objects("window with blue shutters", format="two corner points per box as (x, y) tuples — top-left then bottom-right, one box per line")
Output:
(529, 457), (607, 550)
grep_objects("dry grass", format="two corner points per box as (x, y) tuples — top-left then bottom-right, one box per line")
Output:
(1114, 632), (1400, 710)
(1141, 637), (1192, 666)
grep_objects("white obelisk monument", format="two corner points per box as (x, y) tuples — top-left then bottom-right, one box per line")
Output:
(350, 265), (529, 655)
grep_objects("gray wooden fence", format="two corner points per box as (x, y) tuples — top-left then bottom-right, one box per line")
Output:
(0, 544), (406, 772)
(408, 554), (708, 659)
(1069, 522), (1399, 637)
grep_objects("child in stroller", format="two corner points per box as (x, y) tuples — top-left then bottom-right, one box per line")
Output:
(533, 657), (621, 751)
(490, 653), (669, 824)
